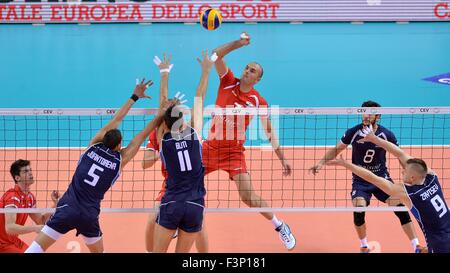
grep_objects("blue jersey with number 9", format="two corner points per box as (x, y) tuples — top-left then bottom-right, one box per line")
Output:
(405, 173), (450, 252)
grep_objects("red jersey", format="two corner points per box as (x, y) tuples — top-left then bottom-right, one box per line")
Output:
(207, 68), (268, 148)
(0, 185), (36, 247)
(146, 129), (169, 180)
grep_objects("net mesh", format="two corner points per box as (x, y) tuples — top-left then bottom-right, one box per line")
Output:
(1, 107), (449, 212)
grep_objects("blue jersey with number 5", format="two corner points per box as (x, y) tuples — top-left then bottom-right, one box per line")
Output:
(405, 173), (450, 252)
(62, 143), (121, 215)
(160, 126), (205, 203)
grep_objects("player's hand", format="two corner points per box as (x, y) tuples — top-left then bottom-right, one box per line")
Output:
(239, 32), (250, 46)
(309, 162), (323, 175)
(154, 53), (173, 74)
(133, 78), (153, 99)
(51, 190), (60, 203)
(157, 99), (178, 118)
(281, 160), (292, 176)
(326, 155), (347, 167)
(361, 124), (376, 142)
(34, 225), (44, 233)
(197, 50), (214, 72)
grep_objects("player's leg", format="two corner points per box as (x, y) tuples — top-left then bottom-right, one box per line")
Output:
(232, 172), (272, 219)
(153, 223), (177, 252)
(232, 172), (295, 250)
(351, 179), (374, 253)
(177, 200), (204, 253)
(78, 215), (105, 253)
(25, 228), (57, 252)
(83, 236), (104, 253)
(25, 204), (74, 253)
(153, 201), (181, 252)
(352, 196), (368, 248)
(195, 224), (209, 253)
(176, 230), (198, 253)
(385, 196), (423, 252)
(145, 201), (161, 252)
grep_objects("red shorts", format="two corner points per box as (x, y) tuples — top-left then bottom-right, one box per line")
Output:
(0, 242), (28, 253)
(155, 180), (167, 202)
(202, 140), (248, 179)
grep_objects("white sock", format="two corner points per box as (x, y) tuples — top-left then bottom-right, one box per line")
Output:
(271, 215), (283, 229)
(360, 237), (368, 248)
(411, 238), (419, 250)
(25, 241), (44, 253)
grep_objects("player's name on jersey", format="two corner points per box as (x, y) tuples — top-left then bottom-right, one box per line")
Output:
(86, 151), (117, 170)
(420, 184), (439, 201)
(175, 141), (188, 150)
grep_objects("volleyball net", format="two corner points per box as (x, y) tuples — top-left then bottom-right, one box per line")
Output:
(1, 107), (449, 213)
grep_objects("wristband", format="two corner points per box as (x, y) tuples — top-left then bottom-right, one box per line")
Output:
(130, 94), (139, 102)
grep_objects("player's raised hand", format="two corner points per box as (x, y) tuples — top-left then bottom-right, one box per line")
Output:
(154, 53), (173, 73)
(157, 98), (178, 118)
(133, 78), (153, 99)
(197, 50), (214, 71)
(239, 32), (250, 46)
(361, 124), (377, 143)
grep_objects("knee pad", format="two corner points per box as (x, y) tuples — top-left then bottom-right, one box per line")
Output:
(353, 211), (366, 227)
(394, 204), (412, 225)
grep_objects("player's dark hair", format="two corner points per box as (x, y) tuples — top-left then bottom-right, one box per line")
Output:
(361, 100), (381, 107)
(103, 129), (122, 150)
(406, 158), (428, 176)
(164, 105), (183, 131)
(10, 159), (30, 183)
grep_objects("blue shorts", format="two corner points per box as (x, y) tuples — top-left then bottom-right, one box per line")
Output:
(156, 199), (205, 233)
(351, 175), (393, 204)
(427, 232), (450, 253)
(46, 203), (102, 238)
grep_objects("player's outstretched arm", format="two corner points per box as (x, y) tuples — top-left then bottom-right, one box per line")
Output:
(89, 79), (153, 146)
(362, 126), (412, 168)
(121, 100), (175, 168)
(212, 32), (250, 77)
(192, 50), (214, 134)
(327, 156), (410, 206)
(260, 116), (292, 176)
(155, 53), (171, 107)
(309, 142), (348, 175)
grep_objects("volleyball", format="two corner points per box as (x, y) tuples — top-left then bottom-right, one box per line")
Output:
(199, 8), (222, 30)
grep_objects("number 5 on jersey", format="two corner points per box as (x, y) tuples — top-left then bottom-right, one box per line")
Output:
(84, 164), (104, 186)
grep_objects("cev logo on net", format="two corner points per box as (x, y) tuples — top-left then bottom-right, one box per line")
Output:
(366, 0), (382, 6)
(435, 2), (450, 19)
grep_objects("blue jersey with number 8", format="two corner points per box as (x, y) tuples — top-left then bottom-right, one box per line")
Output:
(341, 124), (397, 179)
